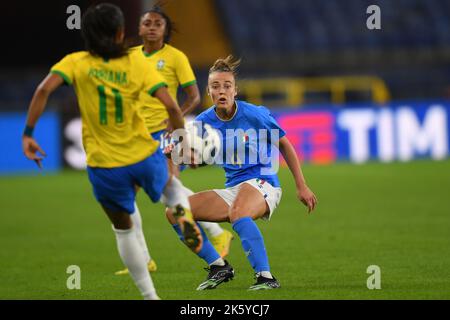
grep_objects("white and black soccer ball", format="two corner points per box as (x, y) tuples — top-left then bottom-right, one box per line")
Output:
(185, 121), (221, 165)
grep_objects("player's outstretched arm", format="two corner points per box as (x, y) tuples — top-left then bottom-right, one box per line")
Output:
(23, 73), (64, 168)
(278, 136), (318, 213)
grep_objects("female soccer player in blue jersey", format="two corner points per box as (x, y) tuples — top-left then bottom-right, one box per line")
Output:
(21, 4), (202, 299)
(167, 55), (317, 290)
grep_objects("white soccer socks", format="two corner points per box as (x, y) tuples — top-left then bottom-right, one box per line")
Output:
(131, 203), (151, 263)
(113, 226), (159, 300)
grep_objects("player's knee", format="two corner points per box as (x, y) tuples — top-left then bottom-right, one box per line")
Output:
(115, 214), (133, 229)
(102, 206), (133, 229)
(229, 204), (245, 222)
(110, 217), (132, 230)
(229, 204), (262, 222)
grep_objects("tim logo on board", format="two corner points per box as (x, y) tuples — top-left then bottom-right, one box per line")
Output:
(337, 104), (448, 163)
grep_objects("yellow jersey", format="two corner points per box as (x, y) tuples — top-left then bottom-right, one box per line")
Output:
(50, 50), (167, 168)
(133, 44), (196, 133)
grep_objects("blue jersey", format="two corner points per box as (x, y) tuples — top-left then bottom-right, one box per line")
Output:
(196, 100), (286, 188)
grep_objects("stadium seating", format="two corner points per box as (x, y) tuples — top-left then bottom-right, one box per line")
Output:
(216, 0), (450, 53)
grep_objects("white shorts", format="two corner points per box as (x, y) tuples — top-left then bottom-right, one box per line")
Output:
(213, 178), (282, 221)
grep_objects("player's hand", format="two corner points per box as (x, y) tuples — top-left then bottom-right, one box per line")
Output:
(22, 136), (46, 169)
(297, 185), (317, 213)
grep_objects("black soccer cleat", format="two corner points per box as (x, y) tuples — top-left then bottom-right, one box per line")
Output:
(196, 260), (235, 290)
(248, 274), (281, 290)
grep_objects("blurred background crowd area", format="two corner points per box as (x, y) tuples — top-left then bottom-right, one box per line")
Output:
(2, 0), (450, 111)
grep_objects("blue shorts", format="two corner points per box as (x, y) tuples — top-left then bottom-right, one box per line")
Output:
(87, 149), (169, 214)
(151, 129), (187, 172)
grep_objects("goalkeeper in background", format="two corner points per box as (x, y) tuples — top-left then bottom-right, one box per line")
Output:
(115, 5), (233, 276)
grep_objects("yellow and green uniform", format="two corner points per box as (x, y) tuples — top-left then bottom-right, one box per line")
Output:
(50, 50), (167, 168)
(133, 44), (196, 133)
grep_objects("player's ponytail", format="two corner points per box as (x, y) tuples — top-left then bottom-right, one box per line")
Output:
(81, 3), (128, 60)
(209, 55), (241, 77)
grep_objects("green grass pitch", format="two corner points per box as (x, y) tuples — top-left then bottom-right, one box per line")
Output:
(1, 160), (450, 300)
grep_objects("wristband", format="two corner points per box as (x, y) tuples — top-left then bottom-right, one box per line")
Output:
(23, 125), (34, 137)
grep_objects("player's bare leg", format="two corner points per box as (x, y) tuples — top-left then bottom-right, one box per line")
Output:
(228, 183), (268, 222)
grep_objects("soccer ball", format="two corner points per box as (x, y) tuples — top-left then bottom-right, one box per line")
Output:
(184, 120), (221, 165)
